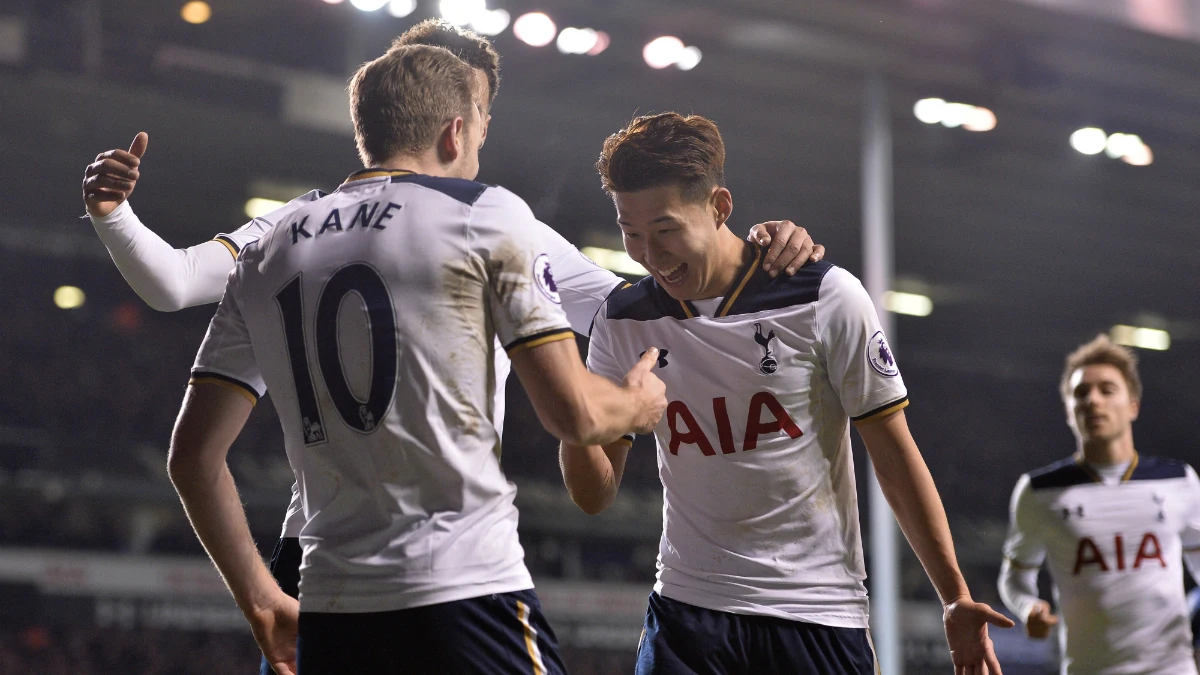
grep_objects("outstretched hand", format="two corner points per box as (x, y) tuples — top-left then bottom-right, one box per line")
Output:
(83, 132), (148, 218)
(746, 220), (825, 277)
(944, 597), (1015, 675)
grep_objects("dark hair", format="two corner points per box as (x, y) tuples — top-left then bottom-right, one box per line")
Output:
(348, 44), (475, 166)
(1061, 333), (1143, 402)
(392, 19), (500, 107)
(596, 112), (726, 201)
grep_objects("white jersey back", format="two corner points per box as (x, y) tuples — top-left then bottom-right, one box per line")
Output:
(191, 169), (575, 613)
(587, 255), (908, 628)
(1003, 456), (1200, 674)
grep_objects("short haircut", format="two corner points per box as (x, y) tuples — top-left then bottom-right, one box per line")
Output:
(1060, 334), (1143, 402)
(348, 44), (475, 167)
(392, 19), (501, 107)
(596, 112), (726, 202)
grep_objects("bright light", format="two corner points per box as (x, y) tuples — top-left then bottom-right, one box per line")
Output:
(675, 46), (702, 71)
(180, 1), (211, 24)
(350, 0), (389, 9)
(322, 0), (344, 4)
(1070, 127), (1107, 155)
(580, 247), (648, 276)
(1111, 325), (1170, 351)
(939, 102), (971, 128)
(587, 31), (611, 56)
(883, 291), (933, 317)
(387, 0), (417, 17)
(245, 198), (286, 219)
(556, 27), (598, 54)
(54, 286), (86, 310)
(470, 8), (510, 36)
(643, 36), (685, 69)
(1105, 133), (1136, 159)
(913, 98), (945, 124)
(962, 106), (996, 132)
(1122, 141), (1153, 166)
(513, 12), (556, 47)
(439, 0), (485, 25)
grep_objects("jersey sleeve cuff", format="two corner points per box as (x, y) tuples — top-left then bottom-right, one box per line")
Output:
(190, 371), (261, 405)
(614, 434), (635, 447)
(504, 328), (575, 356)
(850, 396), (909, 423)
(1004, 556), (1042, 570)
(212, 235), (241, 259)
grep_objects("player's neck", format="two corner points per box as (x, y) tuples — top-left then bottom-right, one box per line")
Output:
(1078, 432), (1136, 466)
(374, 153), (459, 179)
(695, 228), (752, 300)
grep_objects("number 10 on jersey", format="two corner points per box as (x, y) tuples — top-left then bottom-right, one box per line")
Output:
(274, 263), (399, 445)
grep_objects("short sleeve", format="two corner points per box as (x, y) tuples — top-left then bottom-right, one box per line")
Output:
(214, 189), (326, 257)
(1182, 465), (1200, 552)
(538, 224), (624, 336)
(189, 267), (266, 405)
(1002, 474), (1048, 568)
(467, 187), (574, 355)
(585, 307), (635, 446)
(815, 267), (908, 422)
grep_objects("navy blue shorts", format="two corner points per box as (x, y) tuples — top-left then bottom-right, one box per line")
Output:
(636, 592), (878, 675)
(260, 537), (302, 675)
(295, 588), (566, 675)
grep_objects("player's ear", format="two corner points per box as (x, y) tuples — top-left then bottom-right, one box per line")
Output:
(1129, 397), (1140, 421)
(711, 187), (733, 227)
(438, 117), (465, 164)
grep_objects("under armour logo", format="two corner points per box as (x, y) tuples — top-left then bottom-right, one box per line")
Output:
(1061, 505), (1085, 520)
(640, 349), (669, 368)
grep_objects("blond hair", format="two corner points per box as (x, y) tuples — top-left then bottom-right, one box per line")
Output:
(348, 44), (475, 166)
(1060, 334), (1142, 401)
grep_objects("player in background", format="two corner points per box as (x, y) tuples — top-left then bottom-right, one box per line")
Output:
(998, 334), (1200, 675)
(559, 112), (1012, 675)
(168, 44), (670, 675)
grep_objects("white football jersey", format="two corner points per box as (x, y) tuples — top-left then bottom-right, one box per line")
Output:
(1003, 455), (1200, 674)
(211, 189), (327, 259)
(587, 254), (908, 628)
(191, 169), (578, 613)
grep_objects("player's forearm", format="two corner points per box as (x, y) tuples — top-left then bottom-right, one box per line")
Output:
(997, 558), (1042, 623)
(89, 201), (233, 311)
(169, 456), (278, 615)
(859, 413), (970, 604)
(559, 441), (628, 515)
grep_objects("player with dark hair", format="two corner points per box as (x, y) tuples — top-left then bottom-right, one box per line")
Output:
(561, 112), (1012, 674)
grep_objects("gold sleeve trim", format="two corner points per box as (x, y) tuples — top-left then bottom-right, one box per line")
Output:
(189, 376), (258, 406)
(1005, 556), (1042, 570)
(213, 237), (238, 259)
(852, 398), (910, 424)
(505, 330), (575, 356)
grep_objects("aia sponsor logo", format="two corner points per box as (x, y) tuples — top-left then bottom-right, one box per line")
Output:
(1073, 533), (1166, 575)
(667, 392), (802, 456)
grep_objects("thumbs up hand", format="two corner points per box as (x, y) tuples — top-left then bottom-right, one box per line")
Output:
(83, 132), (148, 218)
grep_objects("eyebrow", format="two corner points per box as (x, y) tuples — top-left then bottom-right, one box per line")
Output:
(617, 215), (679, 227)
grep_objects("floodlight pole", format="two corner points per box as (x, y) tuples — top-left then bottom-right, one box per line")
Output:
(863, 74), (903, 675)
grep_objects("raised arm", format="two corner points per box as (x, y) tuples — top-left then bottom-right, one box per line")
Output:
(856, 411), (1014, 672)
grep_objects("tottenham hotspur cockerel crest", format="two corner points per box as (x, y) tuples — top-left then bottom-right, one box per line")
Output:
(754, 323), (778, 374)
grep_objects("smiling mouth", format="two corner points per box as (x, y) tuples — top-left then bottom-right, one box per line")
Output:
(658, 262), (688, 285)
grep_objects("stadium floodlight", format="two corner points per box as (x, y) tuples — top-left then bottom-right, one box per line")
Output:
(675, 46), (702, 71)
(579, 246), (648, 276)
(1070, 127), (1107, 155)
(322, 0), (345, 4)
(939, 102), (973, 128)
(350, 0), (390, 10)
(913, 98), (945, 124)
(1111, 324), (1170, 351)
(557, 27), (599, 55)
(470, 8), (510, 36)
(962, 106), (996, 132)
(245, 198), (286, 219)
(643, 36), (685, 69)
(513, 12), (557, 47)
(1121, 140), (1153, 166)
(180, 1), (212, 24)
(54, 286), (86, 310)
(387, 0), (417, 17)
(587, 31), (611, 55)
(438, 0), (485, 25)
(883, 291), (932, 317)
